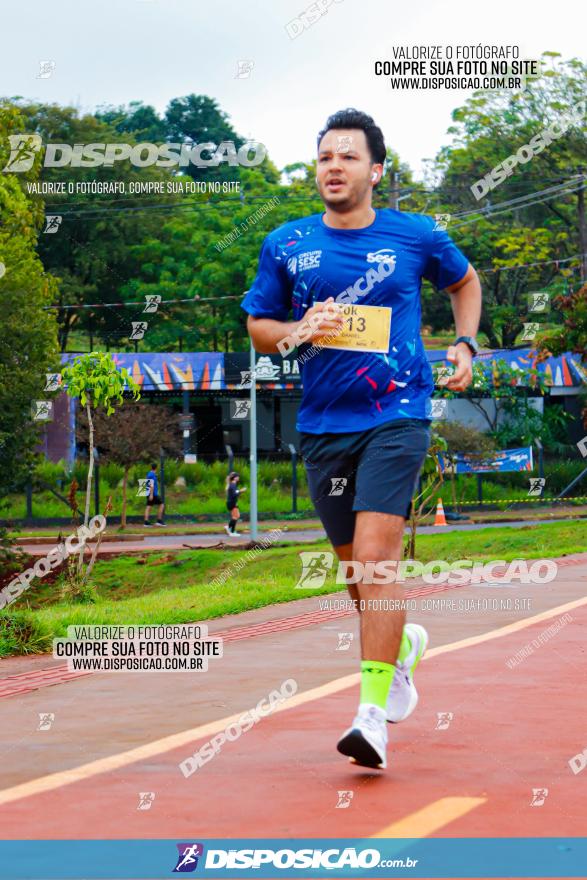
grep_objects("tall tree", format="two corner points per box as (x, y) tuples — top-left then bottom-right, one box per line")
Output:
(77, 403), (181, 527)
(0, 100), (59, 502)
(14, 101), (181, 350)
(424, 53), (587, 345)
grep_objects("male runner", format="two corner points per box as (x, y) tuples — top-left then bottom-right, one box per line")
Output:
(144, 463), (165, 527)
(242, 109), (481, 769)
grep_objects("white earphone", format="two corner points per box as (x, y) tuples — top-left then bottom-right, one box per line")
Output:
(371, 173), (378, 182)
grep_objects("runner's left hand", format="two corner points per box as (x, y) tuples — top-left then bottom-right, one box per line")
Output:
(445, 344), (473, 392)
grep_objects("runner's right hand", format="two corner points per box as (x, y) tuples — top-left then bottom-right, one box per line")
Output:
(297, 297), (344, 344)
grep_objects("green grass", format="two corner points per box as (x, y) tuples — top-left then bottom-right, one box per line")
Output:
(5, 456), (586, 523)
(1, 458), (312, 521)
(1, 520), (585, 657)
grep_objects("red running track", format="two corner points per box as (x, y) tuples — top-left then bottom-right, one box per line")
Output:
(0, 600), (584, 841)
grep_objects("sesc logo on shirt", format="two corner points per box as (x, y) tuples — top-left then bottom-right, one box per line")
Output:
(298, 250), (322, 271)
(366, 248), (396, 267)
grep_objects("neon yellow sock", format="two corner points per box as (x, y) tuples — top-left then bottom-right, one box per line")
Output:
(397, 629), (412, 664)
(360, 660), (395, 709)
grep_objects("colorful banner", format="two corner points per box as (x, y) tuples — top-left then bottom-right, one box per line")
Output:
(62, 349), (585, 392)
(429, 347), (585, 388)
(439, 446), (533, 474)
(61, 353), (224, 392)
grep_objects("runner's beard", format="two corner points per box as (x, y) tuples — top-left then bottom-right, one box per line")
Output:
(321, 177), (372, 213)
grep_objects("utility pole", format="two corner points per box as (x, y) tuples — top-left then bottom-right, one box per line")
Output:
(389, 169), (400, 211)
(577, 173), (586, 283)
(249, 338), (258, 540)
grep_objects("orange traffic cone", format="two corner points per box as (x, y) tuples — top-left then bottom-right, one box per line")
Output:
(434, 497), (447, 526)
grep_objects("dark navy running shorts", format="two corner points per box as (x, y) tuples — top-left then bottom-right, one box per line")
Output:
(300, 418), (431, 547)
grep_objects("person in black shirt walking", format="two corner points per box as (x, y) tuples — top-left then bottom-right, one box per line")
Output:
(224, 471), (246, 537)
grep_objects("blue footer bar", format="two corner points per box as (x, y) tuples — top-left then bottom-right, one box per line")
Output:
(0, 838), (585, 878)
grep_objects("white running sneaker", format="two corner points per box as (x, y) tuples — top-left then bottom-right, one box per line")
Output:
(386, 623), (429, 723)
(337, 703), (388, 769)
(224, 525), (231, 536)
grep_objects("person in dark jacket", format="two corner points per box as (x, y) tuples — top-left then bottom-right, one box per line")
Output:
(224, 471), (246, 536)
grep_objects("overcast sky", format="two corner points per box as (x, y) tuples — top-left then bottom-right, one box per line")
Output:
(1, 0), (583, 179)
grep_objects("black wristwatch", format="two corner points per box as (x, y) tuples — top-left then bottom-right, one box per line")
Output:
(454, 335), (479, 356)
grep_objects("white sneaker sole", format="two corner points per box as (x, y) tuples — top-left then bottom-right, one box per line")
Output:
(336, 728), (386, 769)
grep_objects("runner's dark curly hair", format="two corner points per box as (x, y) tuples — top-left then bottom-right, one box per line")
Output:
(317, 108), (387, 166)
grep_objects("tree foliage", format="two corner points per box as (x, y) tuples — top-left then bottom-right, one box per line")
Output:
(77, 402), (181, 527)
(0, 100), (59, 495)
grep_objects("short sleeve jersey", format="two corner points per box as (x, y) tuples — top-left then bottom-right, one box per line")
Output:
(146, 470), (158, 496)
(241, 208), (469, 434)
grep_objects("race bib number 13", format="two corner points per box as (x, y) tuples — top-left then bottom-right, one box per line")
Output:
(318, 304), (392, 353)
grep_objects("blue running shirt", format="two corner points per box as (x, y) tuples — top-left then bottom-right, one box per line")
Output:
(146, 469), (158, 496)
(241, 208), (469, 434)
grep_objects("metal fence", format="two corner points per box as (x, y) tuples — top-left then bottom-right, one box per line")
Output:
(5, 447), (587, 527)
